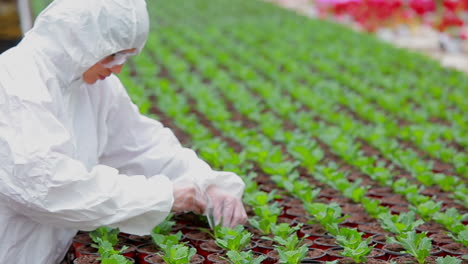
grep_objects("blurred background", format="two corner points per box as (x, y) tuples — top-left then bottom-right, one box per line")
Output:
(1, 0), (467, 71)
(0, 0), (22, 52)
(0, 0), (32, 52)
(267, 0), (468, 71)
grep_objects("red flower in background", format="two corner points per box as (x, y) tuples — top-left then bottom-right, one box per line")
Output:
(443, 0), (463, 11)
(434, 10), (464, 31)
(409, 0), (436, 15)
(316, 0), (466, 33)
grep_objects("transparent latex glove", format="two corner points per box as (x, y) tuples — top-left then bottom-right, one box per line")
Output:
(205, 186), (248, 228)
(171, 183), (208, 214)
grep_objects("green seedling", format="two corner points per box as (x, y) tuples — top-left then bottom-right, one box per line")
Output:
(283, 179), (321, 203)
(435, 255), (463, 264)
(96, 238), (131, 264)
(248, 202), (281, 235)
(361, 197), (389, 218)
(269, 223), (303, 241)
(336, 228), (373, 263)
(243, 190), (277, 207)
(448, 229), (468, 247)
(304, 202), (347, 236)
(152, 232), (184, 249)
(378, 211), (424, 235)
(225, 250), (267, 264)
(158, 243), (196, 264)
(90, 226), (120, 246)
(214, 225), (252, 251)
(153, 213), (176, 235)
(410, 200), (443, 222)
(150, 213), (178, 247)
(433, 208), (468, 234)
(387, 231), (432, 264)
(276, 244), (308, 264)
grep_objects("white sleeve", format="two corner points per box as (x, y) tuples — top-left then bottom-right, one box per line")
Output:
(0, 92), (173, 236)
(99, 78), (245, 199)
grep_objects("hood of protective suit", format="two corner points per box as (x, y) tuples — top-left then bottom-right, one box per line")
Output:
(20, 0), (149, 87)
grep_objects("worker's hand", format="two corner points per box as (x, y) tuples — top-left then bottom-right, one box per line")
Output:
(171, 184), (208, 214)
(206, 186), (248, 228)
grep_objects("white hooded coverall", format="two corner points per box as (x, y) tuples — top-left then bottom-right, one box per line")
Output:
(0, 0), (245, 263)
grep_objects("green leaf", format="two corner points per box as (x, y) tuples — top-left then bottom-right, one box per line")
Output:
(378, 211), (424, 235)
(90, 226), (120, 246)
(152, 213), (176, 236)
(411, 200), (442, 222)
(361, 198), (389, 218)
(214, 225), (252, 251)
(448, 229), (468, 247)
(160, 244), (196, 264)
(340, 241), (373, 263)
(153, 232), (183, 249)
(270, 223), (303, 241)
(225, 250), (267, 264)
(276, 244), (308, 264)
(435, 256), (462, 264)
(387, 231), (432, 264)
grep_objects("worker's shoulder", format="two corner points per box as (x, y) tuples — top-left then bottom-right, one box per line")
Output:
(0, 50), (51, 103)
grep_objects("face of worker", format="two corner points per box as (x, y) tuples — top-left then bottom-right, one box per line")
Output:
(82, 49), (136, 84)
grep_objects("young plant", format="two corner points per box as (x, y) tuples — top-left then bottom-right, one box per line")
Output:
(153, 213), (176, 235)
(378, 211), (425, 235)
(341, 179), (369, 203)
(386, 231), (432, 264)
(90, 226), (120, 246)
(243, 190), (277, 207)
(361, 197), (390, 218)
(271, 170), (300, 189)
(159, 243), (197, 264)
(362, 162), (393, 186)
(214, 225), (253, 252)
(272, 231), (306, 252)
(152, 232), (184, 249)
(151, 213), (177, 246)
(406, 193), (431, 205)
(96, 238), (131, 264)
(225, 250), (267, 264)
(416, 172), (436, 187)
(287, 138), (324, 172)
(336, 228), (373, 263)
(435, 255), (463, 264)
(433, 174), (459, 192)
(243, 171), (260, 194)
(263, 160), (300, 177)
(269, 223), (303, 241)
(283, 179), (321, 203)
(275, 244), (308, 264)
(147, 214), (190, 262)
(392, 178), (421, 197)
(433, 208), (468, 234)
(88, 226), (130, 263)
(304, 202), (347, 236)
(248, 202), (282, 235)
(452, 185), (468, 208)
(410, 200), (443, 222)
(448, 229), (468, 247)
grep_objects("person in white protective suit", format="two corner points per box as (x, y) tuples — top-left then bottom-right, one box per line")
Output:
(0, 0), (247, 262)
